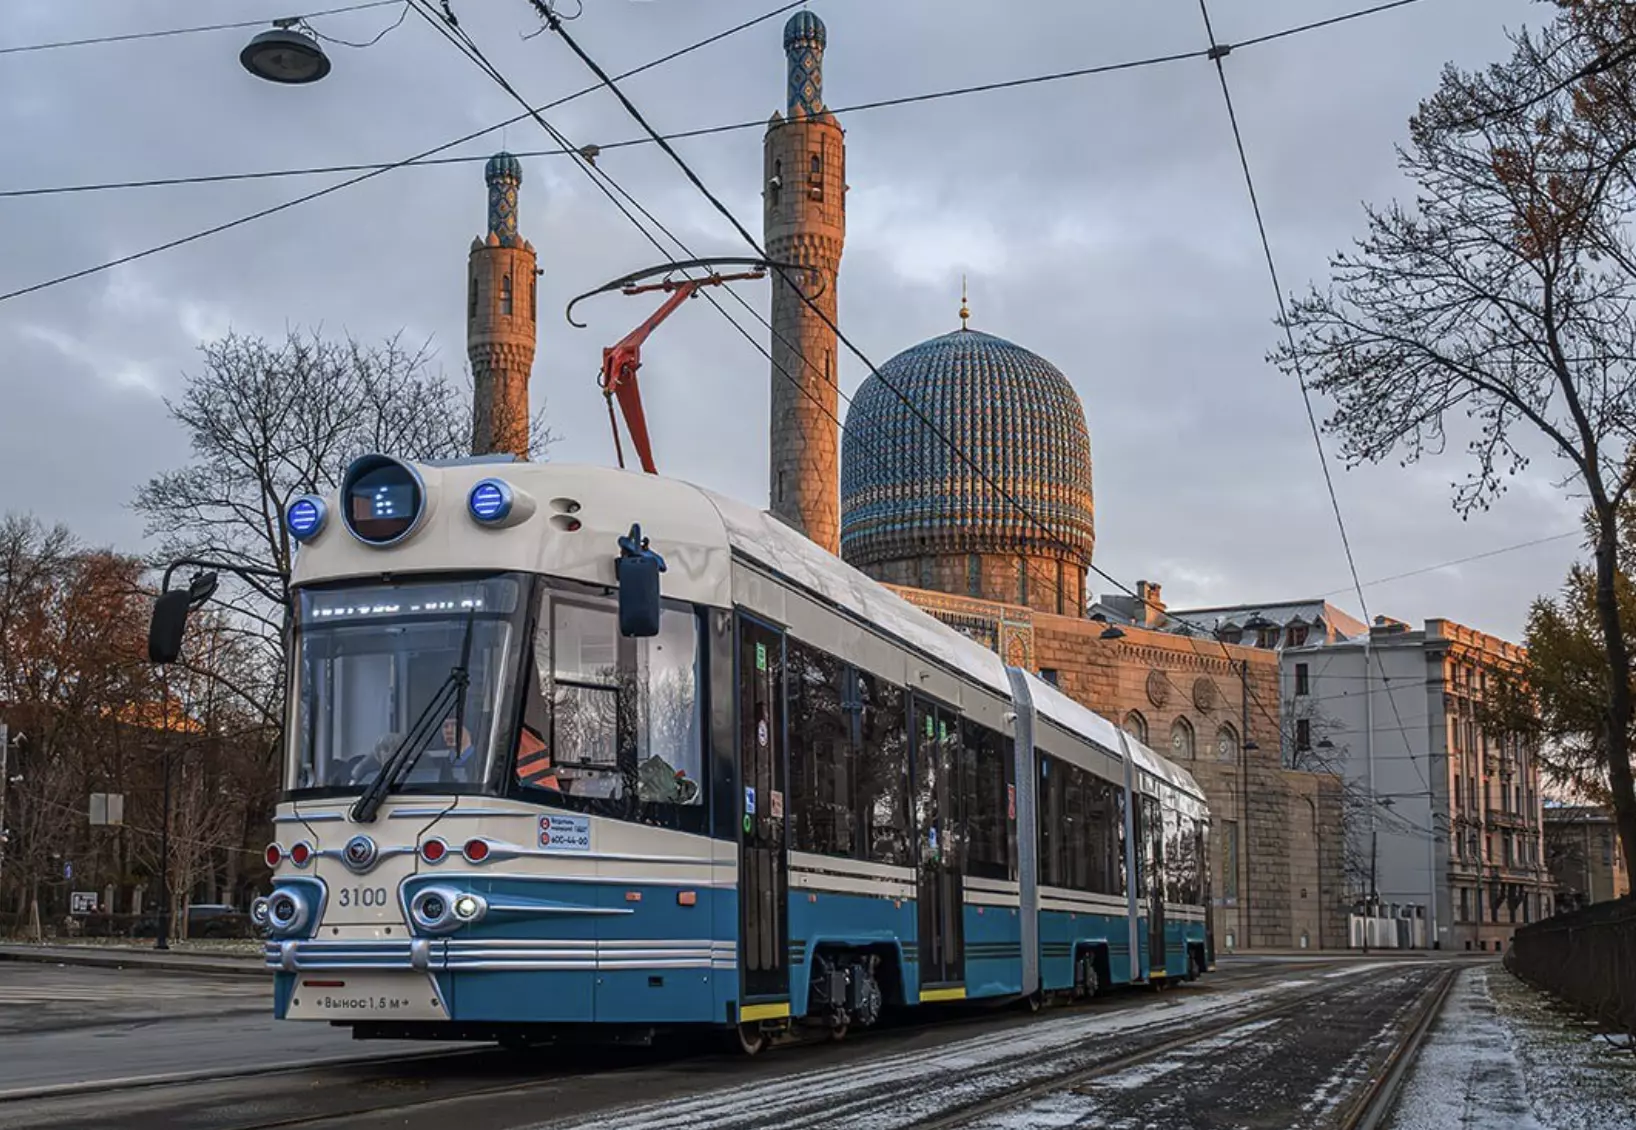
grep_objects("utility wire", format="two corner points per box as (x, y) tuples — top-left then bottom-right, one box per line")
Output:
(2, 0), (1440, 201)
(522, 1), (1437, 854)
(310, 2), (410, 49)
(1, 44), (1208, 200)
(1314, 529), (1581, 599)
(1198, 0), (1430, 807)
(405, 0), (1001, 616)
(0, 1), (806, 305)
(0, 0), (403, 56)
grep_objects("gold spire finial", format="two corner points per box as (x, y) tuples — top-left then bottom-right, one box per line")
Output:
(959, 275), (970, 330)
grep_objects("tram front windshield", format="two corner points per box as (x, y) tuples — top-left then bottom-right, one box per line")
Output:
(289, 575), (526, 795)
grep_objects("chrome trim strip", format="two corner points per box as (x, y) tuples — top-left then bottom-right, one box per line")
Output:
(388, 807), (518, 819)
(486, 902), (633, 916)
(275, 812), (345, 824)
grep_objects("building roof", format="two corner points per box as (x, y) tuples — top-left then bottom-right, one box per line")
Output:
(1159, 599), (1370, 642)
(839, 327), (1095, 569)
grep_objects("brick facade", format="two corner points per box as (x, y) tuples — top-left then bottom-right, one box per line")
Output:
(764, 101), (845, 552)
(467, 155), (536, 461)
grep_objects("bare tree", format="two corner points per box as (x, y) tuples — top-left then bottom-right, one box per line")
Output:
(1274, 11), (1636, 882)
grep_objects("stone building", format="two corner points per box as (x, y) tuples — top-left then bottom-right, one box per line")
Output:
(1545, 804), (1630, 911)
(467, 151), (538, 460)
(754, 9), (1346, 951)
(1281, 618), (1555, 951)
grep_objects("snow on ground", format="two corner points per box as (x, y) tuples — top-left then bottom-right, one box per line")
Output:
(1388, 965), (1635, 1130)
(525, 978), (1318, 1130)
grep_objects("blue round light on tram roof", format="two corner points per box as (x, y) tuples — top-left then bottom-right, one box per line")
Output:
(286, 496), (327, 542)
(468, 478), (513, 524)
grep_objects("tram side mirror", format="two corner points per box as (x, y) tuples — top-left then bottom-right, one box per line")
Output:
(147, 571), (219, 664)
(616, 524), (666, 638)
(148, 589), (193, 665)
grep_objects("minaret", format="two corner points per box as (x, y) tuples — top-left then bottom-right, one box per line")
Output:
(765, 10), (845, 553)
(467, 152), (538, 460)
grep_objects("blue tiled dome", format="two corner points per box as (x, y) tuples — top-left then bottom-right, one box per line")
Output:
(484, 151), (522, 184)
(783, 10), (826, 51)
(840, 328), (1095, 568)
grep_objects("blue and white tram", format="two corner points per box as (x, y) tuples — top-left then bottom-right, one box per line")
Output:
(175, 454), (1212, 1051)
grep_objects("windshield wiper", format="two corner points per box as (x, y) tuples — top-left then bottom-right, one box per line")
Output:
(350, 615), (475, 824)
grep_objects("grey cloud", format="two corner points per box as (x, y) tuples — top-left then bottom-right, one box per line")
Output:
(0, 0), (1571, 641)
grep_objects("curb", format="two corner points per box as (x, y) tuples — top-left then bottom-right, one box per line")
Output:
(0, 946), (266, 979)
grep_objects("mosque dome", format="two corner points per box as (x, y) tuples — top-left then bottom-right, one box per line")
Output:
(484, 151), (523, 184)
(839, 325), (1095, 584)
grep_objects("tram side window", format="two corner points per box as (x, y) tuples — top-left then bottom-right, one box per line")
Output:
(1168, 812), (1201, 905)
(514, 593), (705, 829)
(1163, 807), (1183, 904)
(788, 641), (854, 857)
(960, 720), (1013, 881)
(856, 670), (911, 866)
(1037, 751), (1122, 895)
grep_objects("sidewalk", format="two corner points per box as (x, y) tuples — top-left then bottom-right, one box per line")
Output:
(0, 941), (266, 977)
(1387, 964), (1635, 1128)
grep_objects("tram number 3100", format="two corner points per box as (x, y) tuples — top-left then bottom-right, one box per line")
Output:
(336, 886), (390, 908)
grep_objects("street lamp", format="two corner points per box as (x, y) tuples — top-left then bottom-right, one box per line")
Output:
(1100, 625), (1126, 641)
(241, 20), (331, 85)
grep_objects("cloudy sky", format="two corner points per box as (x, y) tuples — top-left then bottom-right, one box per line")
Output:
(0, 0), (1579, 641)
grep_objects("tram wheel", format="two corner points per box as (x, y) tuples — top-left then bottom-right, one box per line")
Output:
(732, 1021), (770, 1057)
(1022, 990), (1045, 1014)
(828, 1019), (850, 1043)
(1186, 949), (1202, 982)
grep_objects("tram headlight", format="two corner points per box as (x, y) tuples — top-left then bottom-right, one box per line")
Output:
(410, 887), (461, 934)
(466, 477), (535, 529)
(250, 897), (271, 927)
(453, 893), (486, 923)
(265, 888), (312, 936)
(285, 496), (328, 543)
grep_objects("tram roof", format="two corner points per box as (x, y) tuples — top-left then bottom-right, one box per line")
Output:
(292, 460), (1202, 802)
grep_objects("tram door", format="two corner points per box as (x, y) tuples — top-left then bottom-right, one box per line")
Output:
(738, 619), (789, 1005)
(913, 699), (965, 991)
(1146, 796), (1167, 976)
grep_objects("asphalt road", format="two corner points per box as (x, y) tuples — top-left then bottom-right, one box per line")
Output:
(0, 954), (1470, 1130)
(0, 961), (452, 1098)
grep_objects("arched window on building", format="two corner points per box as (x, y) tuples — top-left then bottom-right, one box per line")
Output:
(1171, 716), (1195, 760)
(530, 277), (537, 322)
(967, 554), (981, 598)
(468, 277), (478, 320)
(501, 275), (514, 315)
(1123, 711), (1148, 745)
(1018, 557), (1029, 606)
(770, 159), (782, 207)
(1216, 723), (1239, 763)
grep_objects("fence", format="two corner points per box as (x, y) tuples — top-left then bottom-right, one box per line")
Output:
(1505, 895), (1636, 1038)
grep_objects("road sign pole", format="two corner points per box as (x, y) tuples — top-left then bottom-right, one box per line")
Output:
(155, 744), (172, 951)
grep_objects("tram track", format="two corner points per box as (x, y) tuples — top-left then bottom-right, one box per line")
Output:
(0, 958), (1441, 1130)
(902, 964), (1461, 1130)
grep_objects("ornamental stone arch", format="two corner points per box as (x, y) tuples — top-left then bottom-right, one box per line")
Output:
(1170, 715), (1196, 760)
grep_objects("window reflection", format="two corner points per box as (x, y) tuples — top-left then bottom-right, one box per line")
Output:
(513, 587), (704, 827)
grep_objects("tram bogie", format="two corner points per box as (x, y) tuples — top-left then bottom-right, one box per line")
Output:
(156, 455), (1213, 1052)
